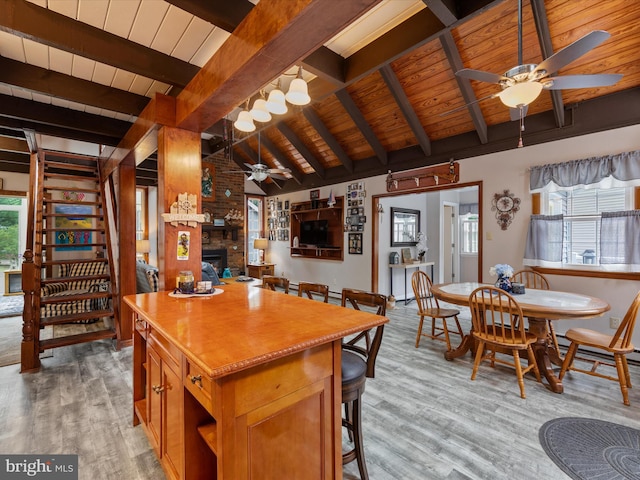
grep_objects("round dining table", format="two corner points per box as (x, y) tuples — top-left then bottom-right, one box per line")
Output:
(430, 282), (611, 394)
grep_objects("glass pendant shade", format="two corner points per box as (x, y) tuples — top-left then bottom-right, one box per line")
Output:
(250, 98), (271, 122)
(285, 77), (310, 105)
(265, 88), (288, 114)
(234, 110), (256, 132)
(498, 82), (543, 108)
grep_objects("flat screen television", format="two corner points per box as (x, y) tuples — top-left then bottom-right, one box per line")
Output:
(300, 219), (329, 247)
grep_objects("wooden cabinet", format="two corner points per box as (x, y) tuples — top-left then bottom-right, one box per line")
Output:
(246, 263), (275, 279)
(290, 197), (343, 260)
(145, 330), (184, 480)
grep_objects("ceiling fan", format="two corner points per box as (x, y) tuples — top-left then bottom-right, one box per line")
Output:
(453, 0), (622, 118)
(235, 132), (291, 182)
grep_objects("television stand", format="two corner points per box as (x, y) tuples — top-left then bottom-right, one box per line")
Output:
(289, 197), (344, 261)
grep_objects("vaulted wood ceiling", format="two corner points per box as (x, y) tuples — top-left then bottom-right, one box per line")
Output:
(0, 0), (639, 196)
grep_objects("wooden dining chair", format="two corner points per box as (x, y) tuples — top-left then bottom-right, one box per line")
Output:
(411, 270), (463, 351)
(469, 286), (541, 399)
(559, 290), (640, 406)
(261, 275), (289, 294)
(297, 281), (329, 303)
(340, 288), (386, 480)
(512, 269), (561, 357)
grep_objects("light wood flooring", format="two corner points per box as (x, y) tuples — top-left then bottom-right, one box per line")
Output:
(1, 300), (639, 480)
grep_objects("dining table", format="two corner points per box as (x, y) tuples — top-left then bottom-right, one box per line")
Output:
(430, 282), (611, 394)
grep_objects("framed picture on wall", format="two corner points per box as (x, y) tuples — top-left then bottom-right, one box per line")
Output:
(348, 233), (362, 255)
(201, 161), (215, 200)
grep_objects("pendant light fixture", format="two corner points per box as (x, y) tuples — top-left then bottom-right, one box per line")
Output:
(265, 79), (288, 115)
(250, 91), (272, 122)
(233, 100), (256, 132)
(285, 66), (311, 106)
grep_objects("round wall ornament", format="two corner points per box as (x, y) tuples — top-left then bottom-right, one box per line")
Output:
(491, 189), (521, 230)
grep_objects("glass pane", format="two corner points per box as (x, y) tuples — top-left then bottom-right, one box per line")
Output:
(0, 209), (20, 269)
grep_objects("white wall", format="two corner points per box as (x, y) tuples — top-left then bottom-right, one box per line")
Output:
(272, 124), (640, 352)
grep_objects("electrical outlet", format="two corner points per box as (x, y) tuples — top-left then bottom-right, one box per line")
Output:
(610, 317), (621, 329)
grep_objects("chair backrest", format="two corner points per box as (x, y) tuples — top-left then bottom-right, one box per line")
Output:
(609, 289), (640, 349)
(298, 281), (329, 303)
(411, 270), (439, 313)
(341, 288), (386, 378)
(262, 275), (290, 294)
(469, 286), (528, 344)
(512, 269), (550, 290)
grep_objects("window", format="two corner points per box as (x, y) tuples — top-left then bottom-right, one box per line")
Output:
(135, 188), (147, 241)
(460, 212), (478, 254)
(246, 196), (264, 264)
(545, 187), (629, 265)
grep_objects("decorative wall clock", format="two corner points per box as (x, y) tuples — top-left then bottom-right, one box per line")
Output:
(491, 189), (521, 230)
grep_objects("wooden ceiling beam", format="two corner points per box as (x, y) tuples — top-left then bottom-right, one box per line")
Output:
(303, 108), (353, 173)
(275, 123), (325, 178)
(439, 31), (488, 144)
(335, 89), (388, 165)
(165, 0), (347, 85)
(175, 0), (382, 133)
(422, 0), (458, 26)
(530, 0), (565, 127)
(259, 135), (304, 185)
(0, 0), (198, 88)
(0, 136), (28, 154)
(379, 65), (431, 156)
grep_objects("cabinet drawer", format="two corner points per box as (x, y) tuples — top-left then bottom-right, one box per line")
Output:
(262, 266), (274, 276)
(185, 360), (215, 415)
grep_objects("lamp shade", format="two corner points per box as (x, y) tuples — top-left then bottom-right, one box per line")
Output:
(265, 88), (288, 114)
(285, 77), (310, 105)
(136, 239), (150, 253)
(234, 110), (256, 132)
(250, 98), (272, 122)
(254, 238), (269, 250)
(498, 82), (543, 108)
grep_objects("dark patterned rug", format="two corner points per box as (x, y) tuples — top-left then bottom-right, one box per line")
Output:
(540, 417), (640, 480)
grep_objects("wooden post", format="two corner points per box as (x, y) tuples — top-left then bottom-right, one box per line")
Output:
(157, 126), (202, 288)
(20, 249), (39, 372)
(118, 160), (137, 346)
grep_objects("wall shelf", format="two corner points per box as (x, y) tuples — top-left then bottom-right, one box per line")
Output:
(289, 197), (343, 261)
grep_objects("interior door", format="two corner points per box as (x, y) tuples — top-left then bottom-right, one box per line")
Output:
(443, 204), (455, 283)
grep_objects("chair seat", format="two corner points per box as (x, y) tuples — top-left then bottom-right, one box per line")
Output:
(565, 327), (635, 353)
(420, 307), (460, 318)
(342, 350), (367, 385)
(473, 329), (538, 348)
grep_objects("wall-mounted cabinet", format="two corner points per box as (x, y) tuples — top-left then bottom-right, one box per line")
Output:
(290, 197), (343, 260)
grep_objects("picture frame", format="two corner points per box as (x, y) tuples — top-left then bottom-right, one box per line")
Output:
(213, 218), (225, 227)
(348, 233), (363, 255)
(401, 247), (412, 263)
(284, 200), (290, 210)
(54, 205), (92, 251)
(310, 189), (320, 200)
(201, 161), (215, 200)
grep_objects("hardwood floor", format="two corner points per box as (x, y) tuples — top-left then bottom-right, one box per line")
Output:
(1, 300), (639, 480)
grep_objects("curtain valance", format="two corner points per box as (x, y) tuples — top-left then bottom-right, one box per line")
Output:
(529, 150), (640, 192)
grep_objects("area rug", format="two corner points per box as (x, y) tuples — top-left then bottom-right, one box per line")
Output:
(540, 417), (640, 480)
(0, 294), (24, 318)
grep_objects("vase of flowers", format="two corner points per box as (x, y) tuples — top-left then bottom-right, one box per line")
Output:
(416, 232), (428, 262)
(490, 263), (514, 292)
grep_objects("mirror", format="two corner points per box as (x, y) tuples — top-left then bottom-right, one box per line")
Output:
(391, 207), (420, 246)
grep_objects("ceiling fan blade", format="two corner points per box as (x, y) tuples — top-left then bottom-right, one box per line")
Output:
(544, 73), (623, 90)
(509, 105), (528, 121)
(439, 92), (500, 117)
(269, 173), (288, 181)
(533, 30), (611, 77)
(455, 68), (508, 84)
(244, 163), (255, 170)
(247, 173), (256, 181)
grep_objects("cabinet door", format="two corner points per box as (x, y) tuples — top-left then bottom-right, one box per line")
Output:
(147, 347), (162, 455)
(162, 361), (184, 480)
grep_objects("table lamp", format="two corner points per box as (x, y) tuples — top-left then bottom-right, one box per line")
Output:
(254, 238), (268, 264)
(136, 239), (150, 263)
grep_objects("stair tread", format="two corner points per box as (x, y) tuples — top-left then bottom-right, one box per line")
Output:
(40, 329), (116, 350)
(41, 291), (112, 304)
(41, 274), (111, 284)
(40, 309), (114, 326)
(42, 259), (108, 266)
(43, 199), (102, 205)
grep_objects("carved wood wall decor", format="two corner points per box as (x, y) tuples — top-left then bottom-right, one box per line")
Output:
(386, 160), (459, 193)
(161, 192), (205, 227)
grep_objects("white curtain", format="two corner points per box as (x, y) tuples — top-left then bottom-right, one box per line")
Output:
(600, 211), (640, 270)
(523, 215), (563, 267)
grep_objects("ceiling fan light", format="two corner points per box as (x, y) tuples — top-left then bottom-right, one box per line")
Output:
(285, 77), (310, 105)
(266, 88), (288, 114)
(250, 98), (272, 122)
(234, 110), (256, 132)
(253, 170), (269, 182)
(499, 81), (543, 108)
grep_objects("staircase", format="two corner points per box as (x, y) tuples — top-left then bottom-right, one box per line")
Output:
(21, 152), (119, 371)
